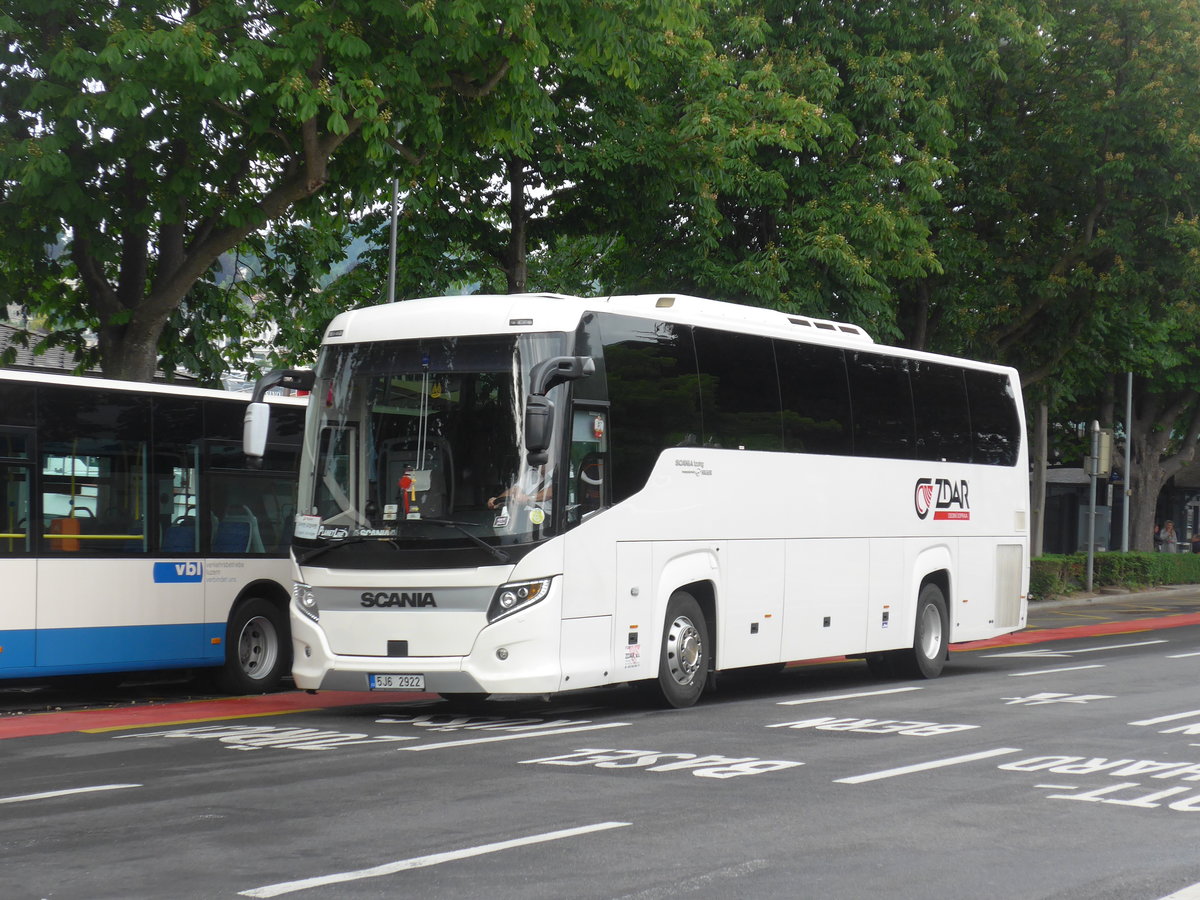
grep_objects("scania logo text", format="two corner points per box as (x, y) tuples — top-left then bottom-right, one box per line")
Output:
(360, 591), (437, 608)
(914, 478), (971, 521)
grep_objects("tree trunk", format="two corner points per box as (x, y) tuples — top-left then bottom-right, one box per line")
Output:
(1030, 397), (1048, 557)
(505, 156), (528, 294)
(1126, 386), (1200, 551)
(97, 311), (174, 382)
(1129, 436), (1168, 552)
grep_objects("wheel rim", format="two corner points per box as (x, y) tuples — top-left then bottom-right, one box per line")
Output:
(666, 614), (703, 686)
(918, 603), (943, 659)
(237, 614), (279, 681)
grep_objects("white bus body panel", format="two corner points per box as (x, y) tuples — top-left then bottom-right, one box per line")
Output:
(293, 446), (1028, 695)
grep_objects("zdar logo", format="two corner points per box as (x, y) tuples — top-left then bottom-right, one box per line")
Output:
(914, 478), (971, 521)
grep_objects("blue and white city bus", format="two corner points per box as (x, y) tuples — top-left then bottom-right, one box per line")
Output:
(246, 293), (1029, 707)
(0, 369), (304, 692)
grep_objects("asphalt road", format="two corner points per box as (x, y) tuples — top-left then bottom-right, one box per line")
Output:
(4, 588), (1200, 900)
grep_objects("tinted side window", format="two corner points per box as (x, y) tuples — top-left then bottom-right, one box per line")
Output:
(598, 314), (701, 502)
(692, 327), (781, 451)
(0, 426), (33, 556)
(846, 352), (915, 459)
(206, 399), (302, 556)
(0, 382), (35, 426)
(776, 340), (852, 455)
(911, 361), (972, 463)
(966, 369), (1021, 466)
(152, 397), (203, 555)
(38, 386), (151, 554)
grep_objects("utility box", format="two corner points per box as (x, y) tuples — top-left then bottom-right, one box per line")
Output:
(1077, 506), (1111, 552)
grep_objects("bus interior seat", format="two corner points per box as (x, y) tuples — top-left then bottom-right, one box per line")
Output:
(577, 452), (606, 509)
(162, 517), (197, 552)
(213, 506), (265, 553)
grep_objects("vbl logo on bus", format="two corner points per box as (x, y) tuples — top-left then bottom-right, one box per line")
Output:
(153, 561), (204, 583)
(914, 478), (971, 521)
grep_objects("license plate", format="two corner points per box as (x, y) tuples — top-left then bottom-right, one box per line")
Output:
(369, 673), (425, 691)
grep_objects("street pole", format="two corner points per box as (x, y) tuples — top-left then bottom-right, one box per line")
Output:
(387, 177), (399, 304)
(1087, 420), (1099, 591)
(1122, 371), (1132, 552)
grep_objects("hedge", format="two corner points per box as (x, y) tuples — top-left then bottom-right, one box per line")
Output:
(1030, 552), (1200, 601)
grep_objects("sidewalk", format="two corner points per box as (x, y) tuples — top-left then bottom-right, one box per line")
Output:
(1029, 582), (1200, 611)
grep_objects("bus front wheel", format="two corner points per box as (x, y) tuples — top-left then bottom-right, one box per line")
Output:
(645, 591), (709, 709)
(215, 597), (290, 694)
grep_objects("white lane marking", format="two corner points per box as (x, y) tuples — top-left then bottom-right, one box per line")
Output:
(1061, 640), (1167, 653)
(404, 721), (631, 751)
(1168, 651), (1200, 659)
(1008, 664), (1105, 677)
(1158, 881), (1200, 899)
(835, 747), (1022, 784)
(985, 639), (1168, 659)
(1130, 709), (1200, 727)
(0, 784), (142, 805)
(239, 821), (631, 898)
(777, 687), (924, 706)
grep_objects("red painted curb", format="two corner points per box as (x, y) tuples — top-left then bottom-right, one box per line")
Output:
(954, 612), (1200, 651)
(0, 690), (436, 740)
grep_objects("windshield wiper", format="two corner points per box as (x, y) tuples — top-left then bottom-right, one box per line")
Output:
(419, 518), (511, 563)
(297, 536), (399, 566)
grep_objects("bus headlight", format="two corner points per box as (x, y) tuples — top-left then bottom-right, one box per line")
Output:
(487, 578), (552, 623)
(293, 582), (319, 622)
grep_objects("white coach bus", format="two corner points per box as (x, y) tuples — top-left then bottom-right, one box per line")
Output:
(246, 293), (1028, 707)
(0, 369), (305, 692)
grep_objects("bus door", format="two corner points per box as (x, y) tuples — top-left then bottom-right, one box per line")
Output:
(0, 427), (35, 672)
(567, 404), (609, 526)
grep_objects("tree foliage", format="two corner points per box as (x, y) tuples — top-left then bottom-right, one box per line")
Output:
(909, 0), (1200, 548)
(0, 0), (685, 381)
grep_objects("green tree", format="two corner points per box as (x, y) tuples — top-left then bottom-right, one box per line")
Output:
(573, 1), (1043, 335)
(332, 1), (1039, 336)
(910, 0), (1200, 550)
(0, 0), (681, 381)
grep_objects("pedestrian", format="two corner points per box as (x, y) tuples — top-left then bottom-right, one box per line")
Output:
(1191, 533), (1200, 554)
(1161, 520), (1179, 553)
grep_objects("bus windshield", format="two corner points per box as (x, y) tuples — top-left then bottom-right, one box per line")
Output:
(295, 333), (568, 554)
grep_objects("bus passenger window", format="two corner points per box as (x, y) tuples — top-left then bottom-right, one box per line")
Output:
(692, 328), (782, 451)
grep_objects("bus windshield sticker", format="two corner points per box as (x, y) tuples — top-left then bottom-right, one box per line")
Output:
(295, 515), (321, 539)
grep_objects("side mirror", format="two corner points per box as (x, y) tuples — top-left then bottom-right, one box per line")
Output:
(243, 402), (271, 460)
(524, 356), (595, 466)
(244, 369), (315, 461)
(525, 396), (554, 467)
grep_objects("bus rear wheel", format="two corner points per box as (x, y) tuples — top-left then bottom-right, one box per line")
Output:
(900, 582), (948, 678)
(215, 597), (290, 694)
(644, 591), (709, 709)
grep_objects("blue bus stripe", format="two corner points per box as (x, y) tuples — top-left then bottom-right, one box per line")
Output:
(0, 624), (225, 677)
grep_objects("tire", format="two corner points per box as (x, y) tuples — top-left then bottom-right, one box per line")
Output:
(645, 591), (710, 709)
(898, 582), (949, 679)
(214, 597), (290, 694)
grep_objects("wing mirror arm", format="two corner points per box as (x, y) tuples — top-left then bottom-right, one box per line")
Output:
(244, 369), (315, 462)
